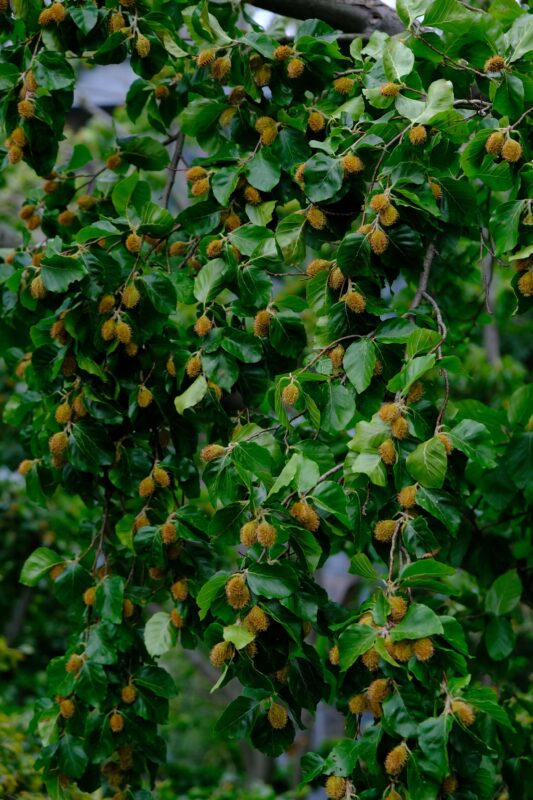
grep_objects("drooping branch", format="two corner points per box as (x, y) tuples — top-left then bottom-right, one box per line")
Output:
(247, 0), (404, 36)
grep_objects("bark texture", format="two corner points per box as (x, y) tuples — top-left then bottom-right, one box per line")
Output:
(250, 0), (404, 36)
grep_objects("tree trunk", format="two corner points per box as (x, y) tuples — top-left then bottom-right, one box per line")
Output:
(249, 0), (404, 36)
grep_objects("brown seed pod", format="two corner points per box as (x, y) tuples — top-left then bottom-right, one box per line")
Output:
(186, 166), (208, 183)
(253, 309), (272, 337)
(54, 403), (72, 425)
(170, 609), (185, 628)
(517, 272), (533, 296)
(369, 229), (389, 255)
(191, 177), (210, 197)
(209, 641), (234, 667)
(325, 775), (347, 799)
(58, 210), (75, 226)
(380, 81), (401, 97)
(116, 321), (132, 344)
(200, 444), (226, 463)
(429, 180), (442, 200)
(409, 125), (427, 146)
(123, 599), (135, 618)
(254, 64), (272, 87)
(407, 380), (424, 403)
(135, 35), (151, 58)
(243, 185), (261, 205)
(451, 699), (475, 726)
(385, 743), (409, 776)
(398, 485), (417, 508)
(108, 11), (125, 32)
(122, 284), (141, 309)
(329, 344), (345, 370)
(212, 55), (231, 81)
(388, 595), (408, 622)
(206, 239), (224, 258)
(287, 58), (304, 79)
(282, 382), (300, 406)
(197, 49), (216, 68)
(379, 402), (401, 422)
(59, 698), (76, 718)
(256, 521), (277, 548)
(101, 319), (116, 341)
(125, 232), (142, 253)
(328, 644), (340, 665)
(98, 294), (115, 314)
(83, 586), (97, 606)
(391, 416), (409, 439)
(333, 77), (354, 94)
(341, 291), (366, 313)
(379, 438), (396, 465)
(8, 145), (23, 164)
(50, 563), (65, 581)
(501, 138), (522, 163)
(224, 212), (241, 231)
(306, 258), (330, 277)
(308, 110), (326, 131)
(485, 131), (505, 156)
(274, 44), (293, 60)
(442, 774), (459, 794)
(137, 386), (153, 407)
(219, 107), (236, 127)
(413, 637), (434, 661)
(109, 712), (124, 733)
(361, 647), (380, 671)
(170, 579), (188, 601)
(11, 127), (28, 147)
(244, 605), (270, 633)
(186, 354), (203, 377)
(138, 476), (155, 497)
(225, 574), (250, 609)
(484, 55), (505, 72)
(27, 214), (42, 230)
(393, 640), (414, 662)
(194, 315), (214, 337)
(240, 520), (258, 546)
(342, 153), (364, 174)
(437, 432), (454, 454)
(49, 431), (68, 456)
(18, 459), (34, 476)
(18, 99), (35, 118)
(370, 193), (390, 212)
(294, 162), (306, 185)
(162, 522), (177, 544)
(65, 654), (84, 674)
(374, 519), (397, 542)
(367, 678), (390, 705)
(267, 702), (288, 729)
(306, 206), (327, 230)
(290, 500), (320, 531)
(121, 685), (137, 704)
(380, 205), (400, 227)
(328, 266), (345, 290)
(72, 394), (87, 418)
(30, 275), (47, 299)
(153, 466), (170, 487)
(348, 693), (368, 714)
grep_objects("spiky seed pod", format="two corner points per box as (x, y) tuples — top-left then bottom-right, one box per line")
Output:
(98, 294), (115, 314)
(256, 521), (277, 548)
(122, 284), (141, 309)
(83, 586), (97, 606)
(135, 35), (151, 58)
(121, 685), (137, 704)
(49, 431), (68, 456)
(414, 637), (434, 661)
(58, 210), (75, 226)
(240, 520), (258, 546)
(164, 355), (176, 378)
(149, 567), (165, 581)
(398, 485), (417, 508)
(342, 153), (364, 174)
(391, 416), (409, 439)
(287, 57), (305, 79)
(282, 382), (300, 406)
(329, 345), (345, 370)
(379, 402), (401, 422)
(138, 476), (155, 497)
(107, 153), (121, 171)
(225, 574), (250, 609)
(133, 513), (150, 532)
(437, 432), (454, 454)
(244, 606), (270, 633)
(429, 180), (442, 200)
(186, 354), (202, 378)
(137, 386), (153, 408)
(501, 138), (522, 163)
(370, 193), (390, 212)
(197, 48), (216, 68)
(8, 145), (23, 164)
(409, 125), (427, 146)
(115, 321), (132, 344)
(407, 380), (424, 403)
(61, 353), (77, 377)
(59, 698), (76, 718)
(250, 308), (272, 338)
(18, 459), (34, 476)
(254, 64), (272, 87)
(380, 81), (401, 96)
(274, 44), (293, 60)
(295, 162), (306, 185)
(369, 229), (389, 255)
(54, 403), (72, 425)
(374, 519), (397, 542)
(485, 131), (505, 156)
(387, 789), (403, 800)
(186, 166), (208, 183)
(348, 693), (368, 714)
(308, 110), (326, 131)
(267, 703), (288, 729)
(451, 699), (475, 726)
(170, 609), (185, 629)
(517, 272), (533, 296)
(328, 266), (345, 290)
(27, 214), (41, 230)
(109, 712), (124, 733)
(224, 212), (241, 231)
(32, 252), (43, 267)
(30, 275), (47, 299)
(245, 641), (258, 658)
(290, 500), (320, 531)
(219, 107), (236, 127)
(206, 239), (223, 258)
(328, 644), (340, 665)
(100, 319), (116, 341)
(306, 206), (327, 230)
(243, 185), (261, 205)
(18, 98), (35, 118)
(373, 360), (383, 377)
(194, 314), (214, 337)
(306, 258), (330, 277)
(155, 85), (170, 101)
(325, 775), (347, 800)
(484, 55), (505, 72)
(191, 177), (210, 197)
(170, 579), (188, 602)
(11, 127), (27, 147)
(362, 647), (380, 671)
(367, 678), (391, 705)
(126, 344), (139, 358)
(200, 444), (226, 463)
(72, 394), (87, 418)
(50, 563), (65, 581)
(123, 598), (135, 618)
(38, 7), (52, 24)
(255, 116), (276, 134)
(125, 232), (142, 253)
(380, 205), (400, 227)
(152, 466), (170, 488)
(385, 743), (409, 776)
(442, 774), (459, 794)
(43, 178), (59, 194)
(379, 438), (396, 465)
(162, 522), (177, 544)
(210, 641), (234, 667)
(65, 654), (84, 674)
(212, 55), (231, 81)
(260, 125), (278, 146)
(109, 11), (125, 32)
(388, 595), (408, 622)
(333, 77), (354, 94)
(341, 291), (366, 313)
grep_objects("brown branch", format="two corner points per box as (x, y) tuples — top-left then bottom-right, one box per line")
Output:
(410, 242), (437, 311)
(247, 0), (404, 36)
(162, 131), (185, 210)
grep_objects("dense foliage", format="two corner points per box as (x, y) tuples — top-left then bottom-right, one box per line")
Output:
(0, 0), (532, 797)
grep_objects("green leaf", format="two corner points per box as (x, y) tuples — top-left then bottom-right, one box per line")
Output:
(350, 553), (380, 580)
(343, 339), (376, 393)
(485, 616), (515, 661)
(406, 437), (447, 489)
(417, 715), (451, 782)
(303, 154), (344, 203)
(423, 0), (479, 30)
(382, 690), (417, 737)
(383, 39), (414, 81)
(69, 421), (115, 473)
(221, 328), (263, 363)
(20, 547), (62, 585)
(111, 171), (140, 216)
(338, 624), (377, 670)
(211, 166), (241, 206)
(246, 563), (299, 598)
(320, 383), (355, 435)
(215, 697), (258, 739)
(400, 559), (455, 580)
(174, 375), (208, 415)
(462, 687), (513, 729)
(449, 419), (497, 469)
(194, 258), (231, 303)
(58, 735), (89, 779)
(144, 612), (177, 657)
(390, 603), (444, 641)
(223, 624), (255, 650)
(506, 14), (533, 62)
(347, 452), (387, 486)
(276, 212), (306, 264)
(485, 570), (522, 616)
(95, 576), (124, 624)
(197, 573), (229, 620)
(387, 354), (436, 393)
(118, 135), (170, 171)
(324, 740), (360, 775)
(416, 488), (461, 534)
(135, 666), (177, 698)
(251, 714), (295, 757)
(406, 328), (442, 358)
(508, 384), (533, 427)
(75, 662), (107, 705)
(246, 148), (281, 191)
(415, 79), (454, 123)
(490, 200), (524, 256)
(40, 256), (87, 292)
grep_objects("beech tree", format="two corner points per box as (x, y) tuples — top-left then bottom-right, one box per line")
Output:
(1, 0), (532, 797)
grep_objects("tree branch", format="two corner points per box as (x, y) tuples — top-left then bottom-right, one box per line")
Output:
(247, 0), (404, 36)
(410, 242), (436, 310)
(162, 131), (185, 210)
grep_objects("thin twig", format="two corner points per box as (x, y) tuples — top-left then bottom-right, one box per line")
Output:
(162, 131), (185, 210)
(410, 242), (436, 311)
